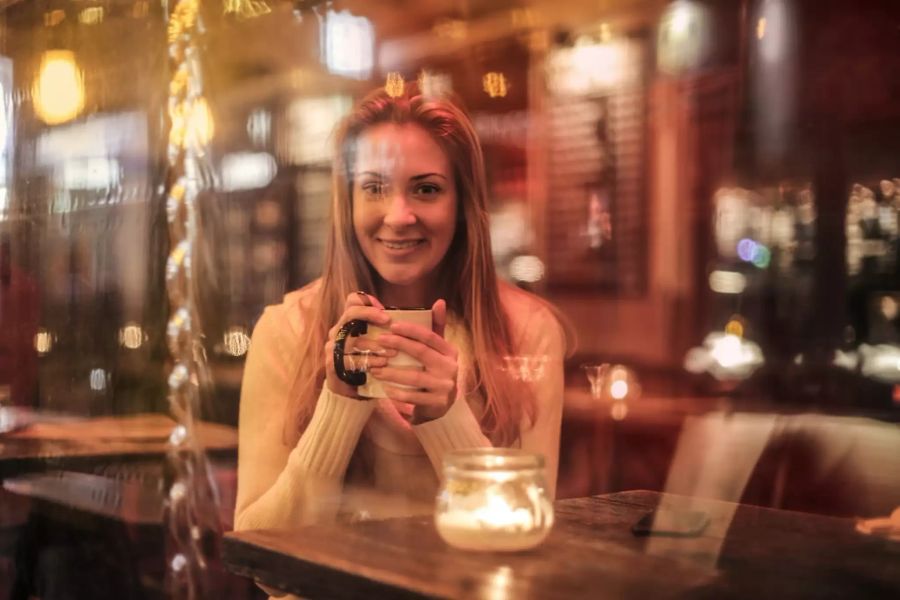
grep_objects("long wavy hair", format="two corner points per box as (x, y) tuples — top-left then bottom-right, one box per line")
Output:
(284, 85), (534, 446)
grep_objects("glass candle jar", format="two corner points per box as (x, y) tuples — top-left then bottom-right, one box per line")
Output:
(435, 448), (554, 552)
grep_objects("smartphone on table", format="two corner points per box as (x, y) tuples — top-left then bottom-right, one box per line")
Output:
(631, 507), (711, 537)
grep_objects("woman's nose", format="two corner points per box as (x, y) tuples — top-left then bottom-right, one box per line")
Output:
(383, 193), (416, 228)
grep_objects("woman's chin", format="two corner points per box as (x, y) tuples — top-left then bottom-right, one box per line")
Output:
(380, 274), (422, 287)
(375, 269), (434, 295)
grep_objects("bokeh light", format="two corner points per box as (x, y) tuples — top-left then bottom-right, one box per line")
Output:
(119, 323), (145, 350)
(33, 329), (54, 355)
(33, 50), (84, 125)
(223, 326), (251, 357)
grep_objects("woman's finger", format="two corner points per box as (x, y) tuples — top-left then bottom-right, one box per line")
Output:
(384, 323), (457, 358)
(376, 334), (458, 373)
(380, 384), (446, 407)
(370, 366), (454, 393)
(353, 337), (397, 356)
(327, 305), (390, 338)
(344, 353), (389, 372)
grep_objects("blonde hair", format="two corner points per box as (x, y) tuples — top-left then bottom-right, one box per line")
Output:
(285, 86), (537, 446)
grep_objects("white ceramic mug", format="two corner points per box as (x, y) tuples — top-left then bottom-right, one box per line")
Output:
(333, 308), (433, 398)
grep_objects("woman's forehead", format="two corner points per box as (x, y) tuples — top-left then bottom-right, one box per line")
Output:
(352, 123), (450, 176)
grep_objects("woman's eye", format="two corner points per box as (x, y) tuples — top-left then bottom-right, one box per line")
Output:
(362, 182), (386, 196)
(416, 183), (441, 196)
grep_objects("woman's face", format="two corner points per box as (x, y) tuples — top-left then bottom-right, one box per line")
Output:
(351, 123), (458, 301)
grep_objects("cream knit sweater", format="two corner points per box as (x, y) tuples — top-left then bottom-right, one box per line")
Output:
(234, 284), (565, 537)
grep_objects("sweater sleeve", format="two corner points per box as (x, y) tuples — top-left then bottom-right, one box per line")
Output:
(234, 303), (374, 531)
(412, 394), (492, 475)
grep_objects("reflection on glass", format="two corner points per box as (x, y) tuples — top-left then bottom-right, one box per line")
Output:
(322, 9), (374, 80)
(502, 355), (548, 383)
(581, 363), (641, 402)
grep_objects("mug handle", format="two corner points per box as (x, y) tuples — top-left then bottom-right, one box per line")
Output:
(333, 319), (368, 387)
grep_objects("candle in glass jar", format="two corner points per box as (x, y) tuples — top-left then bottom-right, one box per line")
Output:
(436, 493), (549, 552)
(435, 449), (554, 552)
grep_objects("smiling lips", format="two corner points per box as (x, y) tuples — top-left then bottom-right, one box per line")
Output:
(379, 238), (425, 250)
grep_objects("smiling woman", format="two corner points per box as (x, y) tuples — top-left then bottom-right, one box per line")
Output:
(233, 86), (569, 563)
(352, 122), (458, 305)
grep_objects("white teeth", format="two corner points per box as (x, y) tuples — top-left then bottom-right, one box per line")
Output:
(382, 240), (421, 249)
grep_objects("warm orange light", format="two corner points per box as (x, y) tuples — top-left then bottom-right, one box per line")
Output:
(483, 72), (508, 98)
(756, 17), (767, 40)
(610, 380), (629, 400)
(188, 97), (214, 146)
(78, 7), (104, 25)
(34, 329), (53, 355)
(599, 23), (612, 42)
(385, 72), (405, 98)
(611, 402), (628, 421)
(725, 318), (744, 338)
(119, 323), (145, 349)
(33, 50), (84, 125)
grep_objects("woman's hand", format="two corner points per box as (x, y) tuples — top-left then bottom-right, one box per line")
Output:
(369, 299), (458, 422)
(324, 292), (395, 398)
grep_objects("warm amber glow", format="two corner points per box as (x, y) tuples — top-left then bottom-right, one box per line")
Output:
(385, 72), (405, 98)
(119, 323), (145, 350)
(34, 329), (53, 355)
(610, 402), (629, 421)
(188, 97), (214, 146)
(756, 17), (767, 39)
(725, 318), (744, 338)
(43, 10), (65, 27)
(33, 50), (84, 125)
(881, 296), (898, 320)
(167, 0), (199, 43)
(78, 7), (104, 25)
(483, 72), (508, 98)
(172, 97), (214, 149)
(610, 380), (629, 400)
(599, 22), (612, 42)
(223, 0), (272, 19)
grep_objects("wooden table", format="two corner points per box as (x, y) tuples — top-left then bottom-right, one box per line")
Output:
(223, 490), (900, 599)
(0, 413), (238, 523)
(0, 412), (237, 478)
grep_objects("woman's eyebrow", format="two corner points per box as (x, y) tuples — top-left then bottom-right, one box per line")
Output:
(411, 173), (448, 181)
(358, 171), (387, 179)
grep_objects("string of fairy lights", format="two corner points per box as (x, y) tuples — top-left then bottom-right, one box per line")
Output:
(163, 0), (222, 597)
